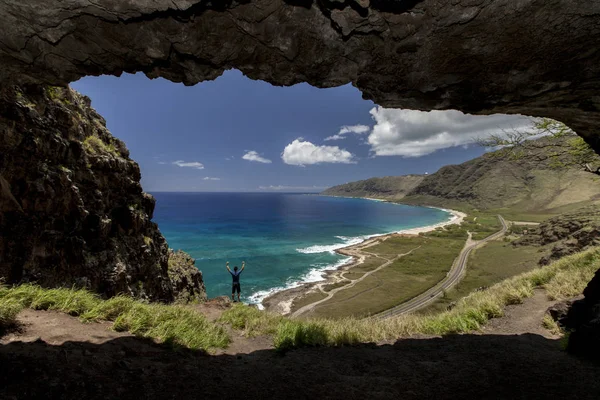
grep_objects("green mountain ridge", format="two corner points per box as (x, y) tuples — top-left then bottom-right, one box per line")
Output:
(323, 140), (600, 215)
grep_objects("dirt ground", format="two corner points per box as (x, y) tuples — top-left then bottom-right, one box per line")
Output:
(2, 295), (600, 400)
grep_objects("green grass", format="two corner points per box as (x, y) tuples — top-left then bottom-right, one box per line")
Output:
(307, 235), (465, 318)
(542, 314), (563, 336)
(322, 280), (351, 293)
(220, 247), (600, 350)
(290, 291), (328, 313)
(0, 298), (23, 328)
(420, 240), (545, 313)
(289, 216), (507, 319)
(0, 285), (229, 351)
(83, 135), (119, 156)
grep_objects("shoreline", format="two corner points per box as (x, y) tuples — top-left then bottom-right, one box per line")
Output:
(261, 204), (466, 315)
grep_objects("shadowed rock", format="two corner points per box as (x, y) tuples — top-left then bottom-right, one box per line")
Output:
(0, 0), (599, 150)
(0, 85), (204, 302)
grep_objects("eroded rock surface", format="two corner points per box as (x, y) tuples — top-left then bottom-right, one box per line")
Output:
(0, 1), (599, 150)
(514, 206), (600, 265)
(0, 85), (205, 302)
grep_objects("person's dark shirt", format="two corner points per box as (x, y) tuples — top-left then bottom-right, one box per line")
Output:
(230, 270), (242, 283)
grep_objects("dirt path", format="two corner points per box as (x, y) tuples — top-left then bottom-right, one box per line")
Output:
(0, 309), (131, 346)
(482, 289), (558, 338)
(291, 246), (421, 317)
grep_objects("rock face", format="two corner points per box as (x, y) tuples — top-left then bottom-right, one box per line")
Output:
(167, 250), (207, 303)
(0, 1), (599, 151)
(0, 85), (205, 302)
(553, 273), (600, 359)
(514, 206), (600, 265)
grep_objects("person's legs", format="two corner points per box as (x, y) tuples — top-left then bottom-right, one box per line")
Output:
(231, 284), (236, 301)
(237, 283), (241, 302)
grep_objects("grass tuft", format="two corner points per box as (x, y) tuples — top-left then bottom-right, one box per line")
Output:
(0, 284), (229, 351)
(542, 314), (563, 336)
(0, 298), (23, 328)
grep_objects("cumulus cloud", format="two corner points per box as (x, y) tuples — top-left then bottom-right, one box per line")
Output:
(173, 160), (204, 169)
(203, 177), (221, 181)
(281, 139), (356, 166)
(325, 124), (370, 141)
(242, 151), (272, 164)
(258, 185), (327, 191)
(367, 107), (533, 157)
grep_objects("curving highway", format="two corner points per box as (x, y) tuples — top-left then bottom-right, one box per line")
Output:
(374, 215), (508, 319)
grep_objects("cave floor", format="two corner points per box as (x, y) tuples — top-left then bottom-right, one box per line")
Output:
(1, 295), (599, 400)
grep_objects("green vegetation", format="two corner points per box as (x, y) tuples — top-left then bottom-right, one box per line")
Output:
(322, 280), (351, 292)
(291, 215), (507, 318)
(0, 298), (23, 328)
(478, 118), (599, 175)
(46, 86), (62, 101)
(421, 240), (545, 313)
(220, 247), (600, 350)
(0, 284), (229, 350)
(3, 247), (596, 351)
(143, 236), (153, 246)
(305, 234), (465, 318)
(542, 314), (563, 336)
(289, 291), (327, 311)
(83, 135), (119, 156)
(464, 215), (502, 240)
(322, 134), (600, 216)
(46, 86), (73, 105)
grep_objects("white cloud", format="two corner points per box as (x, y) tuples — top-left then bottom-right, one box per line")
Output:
(203, 177), (221, 181)
(242, 151), (272, 164)
(325, 124), (370, 141)
(173, 160), (205, 169)
(157, 161), (167, 165)
(225, 156), (235, 161)
(258, 185), (327, 191)
(281, 139), (356, 166)
(367, 107), (533, 157)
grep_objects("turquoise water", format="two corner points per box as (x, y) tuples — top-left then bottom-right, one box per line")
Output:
(152, 193), (451, 305)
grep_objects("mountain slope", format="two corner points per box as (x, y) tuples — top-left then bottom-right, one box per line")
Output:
(323, 175), (424, 200)
(322, 140), (600, 212)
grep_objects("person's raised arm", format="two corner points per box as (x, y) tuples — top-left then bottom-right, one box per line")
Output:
(226, 261), (231, 273)
(241, 261), (246, 272)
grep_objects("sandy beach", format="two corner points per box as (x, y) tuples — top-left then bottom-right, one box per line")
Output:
(262, 207), (466, 315)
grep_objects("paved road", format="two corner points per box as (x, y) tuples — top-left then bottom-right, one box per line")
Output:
(374, 215), (508, 319)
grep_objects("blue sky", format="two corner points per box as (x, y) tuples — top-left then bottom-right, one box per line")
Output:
(71, 70), (531, 192)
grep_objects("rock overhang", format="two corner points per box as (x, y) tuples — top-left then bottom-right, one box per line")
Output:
(0, 0), (599, 150)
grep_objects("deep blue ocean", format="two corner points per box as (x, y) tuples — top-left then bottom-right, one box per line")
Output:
(152, 193), (450, 305)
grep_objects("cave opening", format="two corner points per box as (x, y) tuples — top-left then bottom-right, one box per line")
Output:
(50, 68), (542, 301)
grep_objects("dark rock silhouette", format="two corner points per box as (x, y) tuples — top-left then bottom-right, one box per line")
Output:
(2, 333), (600, 399)
(0, 85), (205, 302)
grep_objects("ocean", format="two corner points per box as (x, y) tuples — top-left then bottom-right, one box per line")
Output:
(152, 192), (451, 305)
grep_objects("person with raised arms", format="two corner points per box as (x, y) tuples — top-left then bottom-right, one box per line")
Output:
(226, 261), (245, 302)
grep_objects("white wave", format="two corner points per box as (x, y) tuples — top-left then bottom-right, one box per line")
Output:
(247, 256), (353, 309)
(296, 236), (364, 254)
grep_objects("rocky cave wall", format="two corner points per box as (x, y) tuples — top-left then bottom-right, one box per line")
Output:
(0, 0), (599, 150)
(0, 85), (206, 303)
